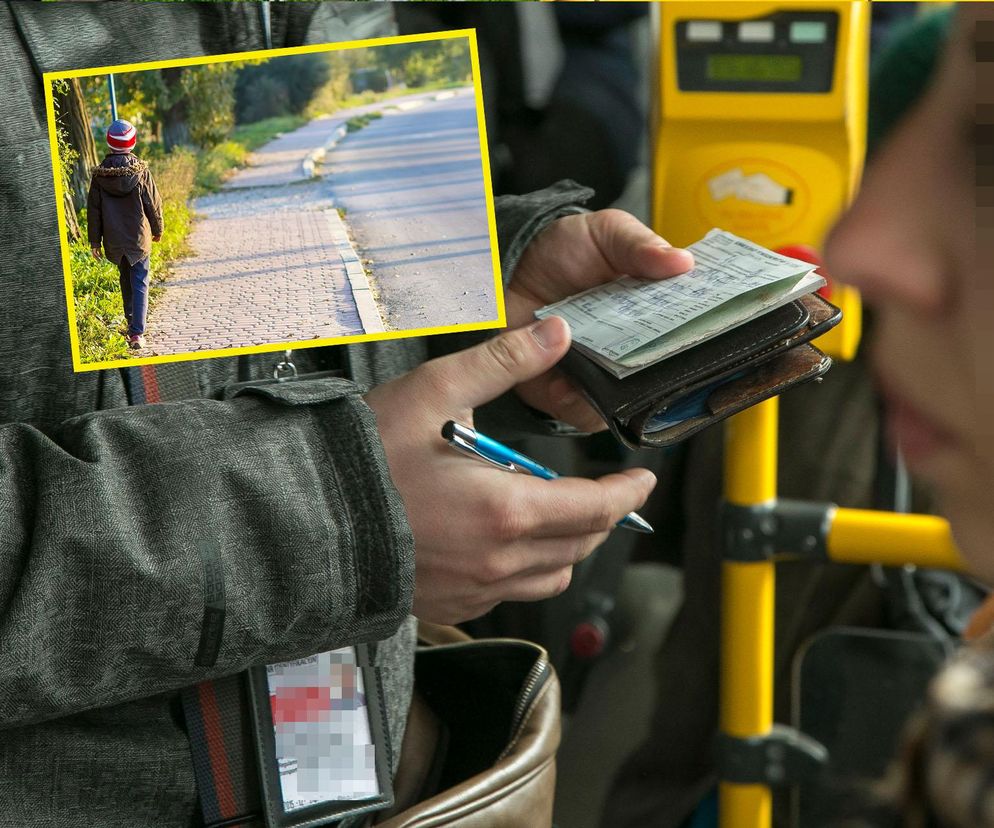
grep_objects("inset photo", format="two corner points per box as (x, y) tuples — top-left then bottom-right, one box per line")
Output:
(45, 30), (503, 372)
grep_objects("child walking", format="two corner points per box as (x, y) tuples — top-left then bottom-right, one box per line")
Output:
(87, 119), (163, 351)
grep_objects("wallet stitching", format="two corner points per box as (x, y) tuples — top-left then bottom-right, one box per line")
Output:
(618, 301), (808, 416)
(657, 295), (839, 399)
(654, 305), (805, 388)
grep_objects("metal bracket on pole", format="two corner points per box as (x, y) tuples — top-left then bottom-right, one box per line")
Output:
(722, 500), (835, 562)
(718, 725), (828, 787)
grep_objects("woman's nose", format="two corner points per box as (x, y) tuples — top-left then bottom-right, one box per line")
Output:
(824, 108), (950, 316)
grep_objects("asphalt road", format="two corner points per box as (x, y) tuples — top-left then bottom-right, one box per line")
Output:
(225, 89), (447, 190)
(326, 89), (499, 331)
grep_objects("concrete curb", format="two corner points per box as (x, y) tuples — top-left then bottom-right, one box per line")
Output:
(391, 99), (426, 112)
(324, 208), (385, 335)
(302, 122), (348, 179)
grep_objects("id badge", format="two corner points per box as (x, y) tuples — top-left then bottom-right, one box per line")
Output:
(247, 644), (394, 827)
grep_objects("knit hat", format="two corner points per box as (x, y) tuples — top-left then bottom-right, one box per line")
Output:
(867, 7), (955, 158)
(106, 119), (137, 154)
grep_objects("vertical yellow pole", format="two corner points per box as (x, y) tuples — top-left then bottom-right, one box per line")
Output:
(720, 398), (778, 828)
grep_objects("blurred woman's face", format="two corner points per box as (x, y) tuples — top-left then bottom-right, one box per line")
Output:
(825, 4), (994, 581)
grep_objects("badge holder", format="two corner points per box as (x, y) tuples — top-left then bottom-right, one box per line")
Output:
(230, 352), (393, 826)
(244, 643), (394, 828)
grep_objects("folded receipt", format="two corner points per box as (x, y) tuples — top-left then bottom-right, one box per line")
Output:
(534, 229), (824, 379)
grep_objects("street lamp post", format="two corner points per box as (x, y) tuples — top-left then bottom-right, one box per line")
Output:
(107, 74), (118, 121)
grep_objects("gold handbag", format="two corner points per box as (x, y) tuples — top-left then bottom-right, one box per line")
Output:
(375, 623), (560, 828)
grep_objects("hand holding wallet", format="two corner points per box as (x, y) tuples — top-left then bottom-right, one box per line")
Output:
(558, 292), (840, 448)
(535, 230), (843, 449)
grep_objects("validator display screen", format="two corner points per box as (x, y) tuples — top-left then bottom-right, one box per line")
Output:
(675, 11), (837, 93)
(706, 54), (803, 84)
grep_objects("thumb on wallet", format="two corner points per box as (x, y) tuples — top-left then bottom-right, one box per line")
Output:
(431, 316), (571, 410)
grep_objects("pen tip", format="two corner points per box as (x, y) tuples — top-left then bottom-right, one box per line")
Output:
(441, 421), (456, 440)
(625, 513), (654, 533)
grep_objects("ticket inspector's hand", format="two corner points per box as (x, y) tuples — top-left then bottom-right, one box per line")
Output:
(90, 247), (102, 260)
(507, 209), (694, 432)
(364, 316), (657, 625)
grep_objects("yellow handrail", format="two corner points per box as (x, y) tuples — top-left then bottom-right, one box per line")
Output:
(646, 6), (961, 824)
(720, 400), (778, 826)
(718, 402), (963, 828)
(827, 508), (963, 571)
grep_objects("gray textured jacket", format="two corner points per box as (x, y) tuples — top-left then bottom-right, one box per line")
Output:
(0, 3), (589, 825)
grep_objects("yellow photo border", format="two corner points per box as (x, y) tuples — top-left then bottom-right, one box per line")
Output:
(44, 28), (506, 373)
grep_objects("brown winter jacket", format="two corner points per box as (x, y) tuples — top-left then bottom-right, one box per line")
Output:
(87, 152), (163, 265)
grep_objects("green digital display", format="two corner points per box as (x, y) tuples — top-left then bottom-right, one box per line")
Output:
(707, 54), (803, 83)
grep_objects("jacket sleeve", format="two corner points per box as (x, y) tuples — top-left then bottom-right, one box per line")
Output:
(86, 178), (102, 248)
(493, 179), (595, 283)
(141, 171), (164, 238)
(0, 377), (414, 730)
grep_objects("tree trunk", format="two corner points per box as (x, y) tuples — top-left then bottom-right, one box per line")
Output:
(54, 78), (100, 215)
(63, 189), (82, 243)
(161, 67), (191, 151)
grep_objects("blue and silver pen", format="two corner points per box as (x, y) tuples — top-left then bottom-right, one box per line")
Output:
(441, 420), (654, 534)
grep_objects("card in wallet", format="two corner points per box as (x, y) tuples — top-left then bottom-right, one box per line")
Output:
(557, 292), (841, 448)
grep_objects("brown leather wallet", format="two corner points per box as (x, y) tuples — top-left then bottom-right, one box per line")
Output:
(558, 293), (842, 449)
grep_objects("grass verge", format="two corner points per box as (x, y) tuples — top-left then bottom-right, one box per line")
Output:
(345, 111), (383, 133)
(195, 114), (307, 194)
(306, 79), (467, 118)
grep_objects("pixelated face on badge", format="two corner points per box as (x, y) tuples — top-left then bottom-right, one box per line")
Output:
(268, 649), (379, 811)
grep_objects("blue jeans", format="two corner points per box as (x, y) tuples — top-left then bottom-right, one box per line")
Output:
(118, 256), (150, 336)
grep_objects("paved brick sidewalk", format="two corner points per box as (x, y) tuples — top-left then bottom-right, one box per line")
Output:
(148, 182), (381, 356)
(144, 94), (452, 356)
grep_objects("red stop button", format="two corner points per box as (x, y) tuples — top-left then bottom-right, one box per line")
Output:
(570, 620), (608, 660)
(775, 244), (833, 299)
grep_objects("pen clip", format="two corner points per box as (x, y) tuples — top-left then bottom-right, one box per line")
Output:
(448, 434), (518, 473)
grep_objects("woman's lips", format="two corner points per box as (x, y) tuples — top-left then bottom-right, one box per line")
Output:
(885, 396), (956, 468)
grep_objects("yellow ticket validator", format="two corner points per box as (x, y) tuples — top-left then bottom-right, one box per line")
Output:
(652, 2), (869, 360)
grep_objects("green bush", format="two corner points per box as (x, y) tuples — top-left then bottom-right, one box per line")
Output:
(235, 55), (330, 123)
(151, 148), (196, 203)
(345, 111), (383, 133)
(70, 241), (131, 363)
(194, 140), (247, 194)
(236, 75), (288, 124)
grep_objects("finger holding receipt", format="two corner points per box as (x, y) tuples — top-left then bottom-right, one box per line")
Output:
(442, 420), (654, 534)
